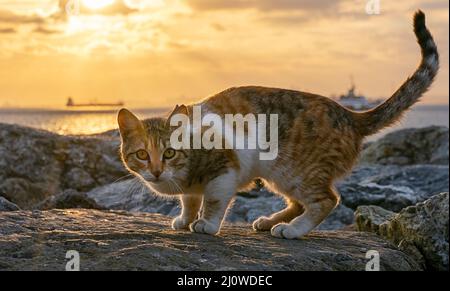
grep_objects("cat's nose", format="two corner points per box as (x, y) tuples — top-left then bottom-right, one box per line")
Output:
(152, 170), (162, 178)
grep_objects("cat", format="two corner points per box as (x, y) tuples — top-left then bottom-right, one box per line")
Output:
(117, 11), (439, 239)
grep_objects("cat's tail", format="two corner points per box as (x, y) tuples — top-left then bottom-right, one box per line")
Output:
(353, 10), (439, 136)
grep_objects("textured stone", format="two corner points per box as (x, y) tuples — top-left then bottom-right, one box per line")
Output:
(0, 196), (20, 211)
(357, 193), (449, 271)
(338, 165), (449, 212)
(0, 209), (422, 271)
(36, 189), (104, 210)
(0, 123), (127, 209)
(355, 206), (396, 234)
(360, 126), (449, 165)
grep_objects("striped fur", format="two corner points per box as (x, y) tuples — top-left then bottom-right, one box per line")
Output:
(118, 11), (439, 239)
(354, 10), (439, 136)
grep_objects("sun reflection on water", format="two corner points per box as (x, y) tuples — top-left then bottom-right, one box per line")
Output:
(0, 108), (168, 135)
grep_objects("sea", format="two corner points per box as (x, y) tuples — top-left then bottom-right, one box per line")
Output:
(0, 105), (448, 141)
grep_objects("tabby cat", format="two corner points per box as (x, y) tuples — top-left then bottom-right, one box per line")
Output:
(118, 11), (439, 239)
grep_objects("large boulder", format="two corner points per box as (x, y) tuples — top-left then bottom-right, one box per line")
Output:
(1, 123), (448, 233)
(355, 205), (396, 234)
(361, 126), (449, 165)
(356, 193), (449, 271)
(36, 189), (105, 210)
(338, 165), (449, 212)
(0, 209), (422, 271)
(87, 179), (180, 215)
(0, 123), (127, 209)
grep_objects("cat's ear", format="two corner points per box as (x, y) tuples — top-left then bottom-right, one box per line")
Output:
(118, 108), (143, 137)
(166, 104), (189, 126)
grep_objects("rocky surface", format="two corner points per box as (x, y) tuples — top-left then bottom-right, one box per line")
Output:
(0, 209), (422, 271)
(360, 126), (449, 165)
(355, 205), (395, 234)
(85, 163), (449, 230)
(87, 179), (180, 215)
(356, 193), (449, 271)
(36, 189), (105, 210)
(338, 164), (449, 212)
(0, 123), (448, 271)
(0, 123), (127, 209)
(86, 181), (355, 230)
(2, 123), (446, 230)
(0, 196), (20, 211)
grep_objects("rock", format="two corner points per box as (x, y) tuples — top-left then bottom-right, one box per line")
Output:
(0, 209), (422, 271)
(0, 123), (127, 209)
(227, 189), (285, 223)
(86, 163), (449, 230)
(64, 168), (96, 191)
(36, 189), (105, 210)
(0, 196), (20, 211)
(357, 193), (449, 271)
(88, 183), (355, 230)
(338, 165), (449, 212)
(355, 206), (396, 235)
(229, 190), (355, 230)
(1, 123), (448, 232)
(87, 179), (180, 215)
(319, 203), (355, 230)
(361, 126), (449, 165)
(0, 178), (51, 209)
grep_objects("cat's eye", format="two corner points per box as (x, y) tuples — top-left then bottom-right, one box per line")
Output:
(136, 149), (149, 161)
(163, 148), (176, 160)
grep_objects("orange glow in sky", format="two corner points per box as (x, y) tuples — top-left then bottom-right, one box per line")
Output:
(0, 0), (448, 108)
(82, 0), (115, 10)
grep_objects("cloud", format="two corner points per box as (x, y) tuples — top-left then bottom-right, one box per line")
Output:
(33, 26), (62, 34)
(57, 0), (137, 16)
(185, 0), (339, 12)
(124, 0), (165, 9)
(0, 27), (16, 34)
(419, 0), (449, 10)
(0, 9), (45, 24)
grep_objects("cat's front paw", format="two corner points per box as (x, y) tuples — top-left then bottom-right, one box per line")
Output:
(271, 223), (302, 239)
(171, 215), (192, 230)
(252, 216), (274, 231)
(189, 218), (220, 235)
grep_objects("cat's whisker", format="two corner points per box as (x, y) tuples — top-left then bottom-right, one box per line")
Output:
(110, 173), (133, 185)
(168, 181), (176, 195)
(139, 182), (147, 195)
(170, 179), (184, 194)
(129, 178), (144, 195)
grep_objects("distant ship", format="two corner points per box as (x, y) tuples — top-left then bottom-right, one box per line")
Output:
(335, 79), (382, 111)
(66, 97), (124, 107)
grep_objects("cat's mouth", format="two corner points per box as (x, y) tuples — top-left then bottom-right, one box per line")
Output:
(139, 172), (163, 184)
(144, 176), (164, 184)
(143, 176), (184, 195)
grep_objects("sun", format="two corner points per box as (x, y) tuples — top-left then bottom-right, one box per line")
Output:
(82, 0), (115, 10)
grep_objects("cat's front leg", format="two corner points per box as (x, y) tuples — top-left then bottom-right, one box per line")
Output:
(172, 194), (202, 230)
(189, 171), (237, 235)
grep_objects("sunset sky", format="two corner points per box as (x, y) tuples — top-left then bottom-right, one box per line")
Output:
(0, 0), (448, 108)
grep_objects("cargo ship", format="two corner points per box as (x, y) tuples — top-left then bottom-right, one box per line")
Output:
(66, 97), (124, 107)
(334, 80), (382, 111)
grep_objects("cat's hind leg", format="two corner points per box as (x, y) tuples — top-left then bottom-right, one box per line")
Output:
(252, 199), (304, 231)
(172, 194), (203, 230)
(271, 185), (339, 239)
